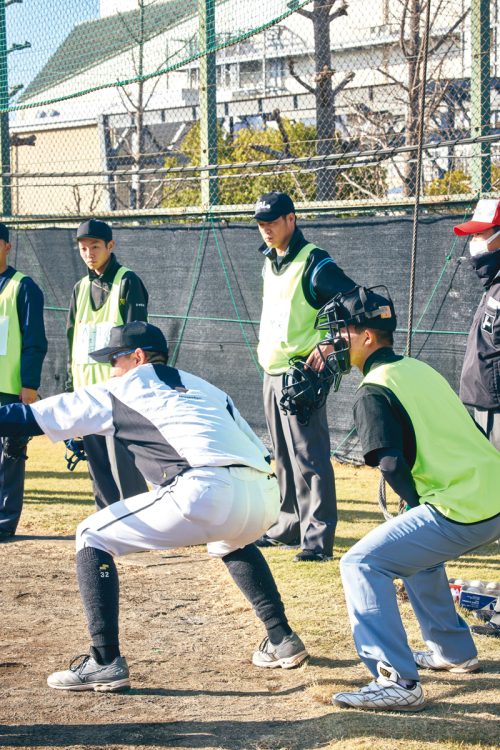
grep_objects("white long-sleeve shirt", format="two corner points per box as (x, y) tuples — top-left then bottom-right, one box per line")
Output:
(27, 364), (272, 486)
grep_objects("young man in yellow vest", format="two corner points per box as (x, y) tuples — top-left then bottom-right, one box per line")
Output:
(0, 222), (47, 540)
(254, 192), (357, 562)
(316, 286), (500, 711)
(66, 219), (149, 509)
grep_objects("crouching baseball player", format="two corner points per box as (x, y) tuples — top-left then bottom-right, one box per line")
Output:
(0, 321), (308, 691)
(315, 286), (500, 712)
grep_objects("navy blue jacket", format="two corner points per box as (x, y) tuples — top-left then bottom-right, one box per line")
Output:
(0, 266), (47, 395)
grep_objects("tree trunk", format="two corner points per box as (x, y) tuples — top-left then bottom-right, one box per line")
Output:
(313, 1), (336, 201)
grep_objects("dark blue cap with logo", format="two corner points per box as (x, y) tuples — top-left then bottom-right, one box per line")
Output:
(254, 192), (295, 222)
(0, 223), (10, 242)
(76, 219), (112, 243)
(90, 321), (169, 363)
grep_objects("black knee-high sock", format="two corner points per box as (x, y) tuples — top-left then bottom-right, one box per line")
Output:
(222, 544), (292, 644)
(76, 547), (121, 662)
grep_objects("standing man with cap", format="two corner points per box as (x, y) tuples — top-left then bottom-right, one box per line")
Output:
(0, 222), (47, 539)
(315, 286), (500, 711)
(453, 198), (500, 450)
(66, 219), (149, 508)
(0, 321), (308, 690)
(254, 192), (357, 562)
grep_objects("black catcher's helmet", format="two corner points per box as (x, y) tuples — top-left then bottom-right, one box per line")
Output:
(280, 356), (336, 425)
(314, 285), (397, 387)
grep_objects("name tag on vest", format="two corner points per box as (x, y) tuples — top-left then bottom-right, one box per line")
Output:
(0, 316), (9, 356)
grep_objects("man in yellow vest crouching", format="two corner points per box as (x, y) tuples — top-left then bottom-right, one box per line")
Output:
(66, 219), (149, 509)
(316, 285), (500, 711)
(0, 222), (47, 539)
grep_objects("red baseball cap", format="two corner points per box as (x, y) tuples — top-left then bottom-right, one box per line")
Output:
(453, 199), (500, 236)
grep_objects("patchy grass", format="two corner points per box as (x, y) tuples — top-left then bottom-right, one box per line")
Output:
(9, 435), (500, 750)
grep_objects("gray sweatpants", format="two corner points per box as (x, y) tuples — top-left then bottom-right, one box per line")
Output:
(262, 372), (337, 556)
(340, 503), (500, 681)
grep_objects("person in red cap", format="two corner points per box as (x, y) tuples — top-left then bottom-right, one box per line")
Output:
(454, 199), (500, 450)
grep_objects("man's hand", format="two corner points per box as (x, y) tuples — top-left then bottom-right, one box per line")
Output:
(305, 343), (333, 372)
(20, 387), (38, 405)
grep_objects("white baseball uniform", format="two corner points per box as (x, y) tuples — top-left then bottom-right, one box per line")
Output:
(30, 364), (280, 557)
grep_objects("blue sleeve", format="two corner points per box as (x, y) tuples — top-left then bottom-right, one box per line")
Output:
(0, 403), (44, 437)
(16, 277), (48, 390)
(304, 249), (357, 308)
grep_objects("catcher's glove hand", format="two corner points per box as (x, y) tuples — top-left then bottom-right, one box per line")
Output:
(64, 438), (87, 471)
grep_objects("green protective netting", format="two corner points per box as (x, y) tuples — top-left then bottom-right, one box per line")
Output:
(2, 0), (311, 112)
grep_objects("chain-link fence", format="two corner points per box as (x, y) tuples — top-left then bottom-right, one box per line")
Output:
(1, 0), (499, 219)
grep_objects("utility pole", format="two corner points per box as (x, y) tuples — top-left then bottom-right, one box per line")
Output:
(198, 0), (218, 209)
(0, 0), (30, 216)
(470, 0), (491, 194)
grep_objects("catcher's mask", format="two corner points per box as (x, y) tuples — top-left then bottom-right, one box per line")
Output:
(280, 356), (335, 425)
(315, 285), (397, 389)
(64, 438), (87, 471)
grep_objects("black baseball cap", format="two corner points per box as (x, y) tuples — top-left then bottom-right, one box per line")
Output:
(254, 192), (295, 222)
(76, 219), (112, 243)
(90, 321), (169, 363)
(0, 223), (10, 242)
(336, 286), (397, 332)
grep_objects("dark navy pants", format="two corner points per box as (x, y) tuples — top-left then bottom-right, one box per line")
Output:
(0, 393), (29, 535)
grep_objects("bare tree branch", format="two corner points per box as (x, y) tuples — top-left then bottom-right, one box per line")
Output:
(297, 8), (313, 21)
(329, 1), (348, 24)
(332, 70), (355, 97)
(287, 58), (315, 94)
(428, 9), (469, 55)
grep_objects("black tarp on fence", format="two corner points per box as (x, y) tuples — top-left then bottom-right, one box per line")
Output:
(9, 214), (479, 462)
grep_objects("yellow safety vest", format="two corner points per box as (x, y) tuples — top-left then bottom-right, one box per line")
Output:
(0, 271), (24, 395)
(72, 266), (128, 387)
(362, 357), (500, 523)
(257, 243), (325, 374)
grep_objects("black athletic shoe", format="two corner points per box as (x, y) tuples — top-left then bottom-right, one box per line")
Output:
(473, 609), (495, 623)
(293, 550), (332, 563)
(255, 535), (300, 549)
(0, 529), (14, 542)
(470, 622), (500, 638)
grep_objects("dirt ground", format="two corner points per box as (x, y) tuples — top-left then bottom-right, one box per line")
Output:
(2, 532), (500, 750)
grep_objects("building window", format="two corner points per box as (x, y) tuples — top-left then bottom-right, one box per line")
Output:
(265, 58), (284, 90)
(239, 60), (262, 89)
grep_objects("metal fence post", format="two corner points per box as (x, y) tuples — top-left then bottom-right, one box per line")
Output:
(470, 0), (491, 195)
(198, 0), (218, 209)
(0, 0), (11, 216)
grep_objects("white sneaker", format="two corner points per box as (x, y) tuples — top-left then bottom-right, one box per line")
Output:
(413, 650), (480, 674)
(47, 654), (131, 691)
(332, 662), (426, 712)
(252, 632), (309, 669)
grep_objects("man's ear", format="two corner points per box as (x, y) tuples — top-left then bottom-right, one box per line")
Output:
(364, 328), (376, 346)
(135, 348), (149, 365)
(107, 240), (115, 252)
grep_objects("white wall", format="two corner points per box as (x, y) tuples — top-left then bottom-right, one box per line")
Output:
(100, 0), (142, 17)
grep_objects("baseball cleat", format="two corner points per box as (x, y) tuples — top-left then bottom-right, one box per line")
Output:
(332, 662), (426, 712)
(293, 550), (332, 563)
(252, 632), (309, 669)
(47, 654), (131, 691)
(413, 650), (480, 673)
